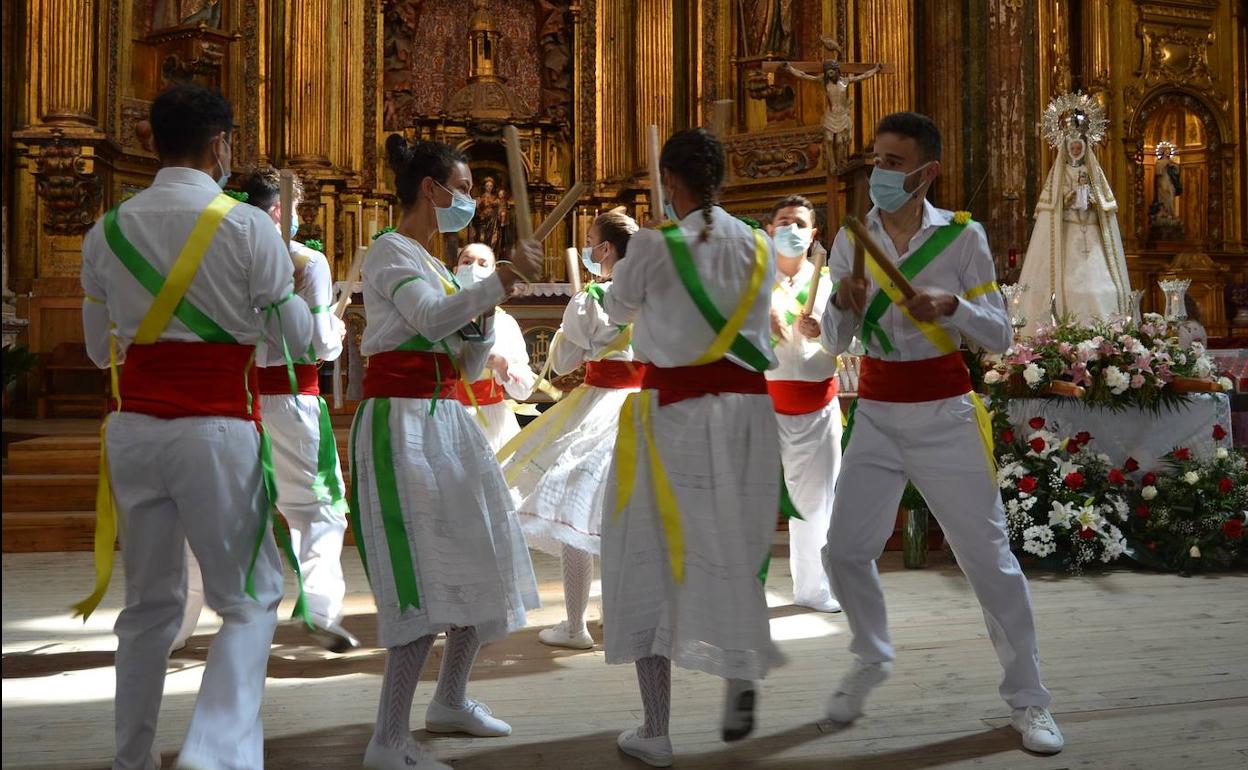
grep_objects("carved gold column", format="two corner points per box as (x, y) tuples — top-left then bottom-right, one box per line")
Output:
(985, 0), (1028, 258)
(286, 0), (335, 166)
(918, 0), (964, 211)
(338, 0), (365, 173)
(30, 0), (99, 124)
(856, 0), (914, 151)
(595, 0), (633, 183)
(634, 0), (673, 177)
(1035, 0), (1071, 175)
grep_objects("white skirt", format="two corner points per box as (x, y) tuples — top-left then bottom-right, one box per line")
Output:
(503, 385), (636, 556)
(475, 400), (521, 454)
(350, 397), (540, 648)
(601, 392), (786, 680)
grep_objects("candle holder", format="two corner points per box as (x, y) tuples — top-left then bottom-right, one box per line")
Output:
(1159, 278), (1191, 322)
(1000, 283), (1027, 330)
(1129, 289), (1145, 324)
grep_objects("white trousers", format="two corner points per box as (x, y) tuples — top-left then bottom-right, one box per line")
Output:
(107, 413), (283, 770)
(777, 401), (840, 607)
(822, 395), (1051, 709)
(175, 394), (348, 647)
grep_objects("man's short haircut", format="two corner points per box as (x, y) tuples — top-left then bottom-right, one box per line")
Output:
(149, 83), (233, 160)
(875, 111), (942, 162)
(769, 194), (817, 227)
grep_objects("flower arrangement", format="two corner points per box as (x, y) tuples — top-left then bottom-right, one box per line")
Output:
(1123, 425), (1248, 573)
(997, 418), (1247, 574)
(979, 314), (1229, 413)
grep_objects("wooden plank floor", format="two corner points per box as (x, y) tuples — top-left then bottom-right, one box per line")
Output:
(3, 549), (1246, 769)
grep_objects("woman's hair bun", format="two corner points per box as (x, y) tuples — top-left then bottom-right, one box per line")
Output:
(385, 133), (412, 174)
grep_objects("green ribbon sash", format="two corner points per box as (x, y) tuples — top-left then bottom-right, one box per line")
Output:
(370, 398), (423, 611)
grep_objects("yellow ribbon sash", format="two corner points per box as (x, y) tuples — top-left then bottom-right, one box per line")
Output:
(691, 229), (769, 365)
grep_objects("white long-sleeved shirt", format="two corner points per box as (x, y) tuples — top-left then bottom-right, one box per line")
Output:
(258, 241), (342, 366)
(603, 206), (778, 371)
(820, 201), (1011, 360)
(360, 231), (504, 382)
(768, 257), (839, 382)
(81, 167), (312, 368)
(549, 285), (635, 375)
(483, 309), (537, 400)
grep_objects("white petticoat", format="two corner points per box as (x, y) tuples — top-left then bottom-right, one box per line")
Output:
(503, 385), (636, 556)
(601, 392), (787, 680)
(474, 400), (521, 454)
(350, 397), (540, 648)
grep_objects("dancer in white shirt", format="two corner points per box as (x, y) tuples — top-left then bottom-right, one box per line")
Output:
(808, 111), (1064, 755)
(601, 128), (784, 767)
(764, 194), (842, 613)
(171, 166), (358, 655)
(452, 243), (537, 452)
(501, 207), (643, 650)
(79, 83), (313, 770)
(352, 134), (543, 770)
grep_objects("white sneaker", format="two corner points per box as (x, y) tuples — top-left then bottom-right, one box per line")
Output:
(306, 619), (360, 654)
(617, 727), (674, 767)
(1011, 706), (1064, 754)
(363, 736), (450, 770)
(826, 659), (892, 723)
(425, 697), (512, 737)
(721, 679), (757, 742)
(796, 597), (843, 613)
(538, 621), (595, 650)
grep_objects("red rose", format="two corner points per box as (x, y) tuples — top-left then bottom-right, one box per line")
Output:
(1108, 468), (1127, 486)
(1029, 437), (1047, 454)
(1079, 527), (1096, 540)
(1142, 472), (1157, 486)
(1124, 457), (1140, 472)
(1213, 424), (1228, 441)
(1075, 431), (1093, 445)
(1065, 437), (1082, 453)
(1000, 429), (1016, 444)
(1224, 519), (1245, 539)
(1134, 504), (1150, 519)
(1174, 447), (1191, 461)
(1064, 472), (1085, 490)
(1218, 478), (1234, 494)
(1029, 417), (1046, 430)
(1018, 476), (1038, 494)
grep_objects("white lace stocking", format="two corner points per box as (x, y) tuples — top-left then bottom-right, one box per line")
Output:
(433, 625), (480, 709)
(634, 655), (671, 738)
(374, 634), (436, 749)
(561, 544), (593, 631)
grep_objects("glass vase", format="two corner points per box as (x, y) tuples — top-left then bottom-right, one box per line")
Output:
(1000, 283), (1027, 331)
(1129, 289), (1145, 324)
(1159, 278), (1191, 321)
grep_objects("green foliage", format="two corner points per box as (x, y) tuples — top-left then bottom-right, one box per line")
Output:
(3, 344), (39, 389)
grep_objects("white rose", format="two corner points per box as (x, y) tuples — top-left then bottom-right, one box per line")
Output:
(1195, 356), (1213, 378)
(1141, 485), (1158, 500)
(1104, 365), (1129, 395)
(1023, 363), (1043, 386)
(1184, 471), (1200, 484)
(1189, 545), (1201, 558)
(983, 369), (1003, 385)
(1217, 448), (1229, 459)
(1218, 376), (1234, 392)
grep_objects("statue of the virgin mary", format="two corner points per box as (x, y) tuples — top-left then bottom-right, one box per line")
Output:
(1016, 93), (1131, 335)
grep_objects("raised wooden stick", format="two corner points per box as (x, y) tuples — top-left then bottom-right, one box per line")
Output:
(565, 247), (583, 294)
(647, 124), (665, 220)
(333, 245), (367, 319)
(279, 169), (295, 251)
(711, 99), (733, 138)
(850, 172), (868, 280)
(803, 249), (828, 315)
(843, 216), (915, 299)
(533, 181), (586, 242)
(504, 125), (533, 241)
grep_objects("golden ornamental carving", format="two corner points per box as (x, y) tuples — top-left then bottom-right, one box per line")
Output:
(1167, 252), (1225, 272)
(725, 130), (825, 181)
(33, 131), (104, 236)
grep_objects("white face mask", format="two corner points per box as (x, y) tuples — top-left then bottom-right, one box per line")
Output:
(580, 243), (606, 277)
(772, 223), (814, 258)
(434, 181), (476, 233)
(455, 262), (493, 285)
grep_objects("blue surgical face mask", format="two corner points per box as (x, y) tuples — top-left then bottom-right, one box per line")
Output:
(773, 223), (814, 258)
(434, 180), (476, 233)
(663, 201), (679, 222)
(580, 243), (605, 277)
(214, 139), (231, 189)
(869, 162), (932, 213)
(288, 211), (300, 240)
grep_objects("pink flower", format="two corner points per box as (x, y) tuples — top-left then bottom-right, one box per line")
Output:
(1008, 348), (1041, 366)
(1065, 362), (1092, 387)
(1130, 373), (1146, 389)
(1154, 363), (1174, 383)
(1132, 354), (1154, 374)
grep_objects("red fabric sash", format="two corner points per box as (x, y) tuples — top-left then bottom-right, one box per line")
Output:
(584, 360), (646, 389)
(858, 352), (972, 403)
(767, 378), (839, 415)
(642, 359), (769, 406)
(363, 351), (458, 400)
(118, 341), (259, 422)
(257, 363), (320, 395)
(454, 378), (505, 406)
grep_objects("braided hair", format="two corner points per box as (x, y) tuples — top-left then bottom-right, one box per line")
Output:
(385, 133), (468, 209)
(659, 128), (725, 243)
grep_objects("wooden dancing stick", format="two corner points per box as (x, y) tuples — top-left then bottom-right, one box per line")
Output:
(533, 181), (586, 242)
(850, 172), (868, 281)
(279, 170), (295, 252)
(803, 248), (827, 315)
(333, 245), (367, 319)
(842, 216), (915, 299)
(647, 124), (665, 219)
(565, 247), (583, 294)
(503, 125), (533, 241)
(711, 99), (734, 138)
